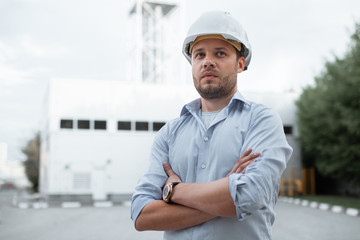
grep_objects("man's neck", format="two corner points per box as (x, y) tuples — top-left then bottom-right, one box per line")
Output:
(201, 91), (236, 112)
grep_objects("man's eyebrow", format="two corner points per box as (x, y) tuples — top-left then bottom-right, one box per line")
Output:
(214, 47), (229, 51)
(192, 46), (229, 54)
(192, 47), (204, 54)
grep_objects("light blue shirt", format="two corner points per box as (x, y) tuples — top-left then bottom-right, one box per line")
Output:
(131, 91), (293, 240)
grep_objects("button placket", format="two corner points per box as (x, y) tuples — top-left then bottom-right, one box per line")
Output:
(196, 129), (213, 182)
(200, 133), (210, 170)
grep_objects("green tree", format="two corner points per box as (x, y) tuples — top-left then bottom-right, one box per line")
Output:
(296, 23), (360, 196)
(22, 132), (40, 192)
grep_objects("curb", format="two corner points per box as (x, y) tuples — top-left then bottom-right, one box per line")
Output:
(17, 202), (48, 209)
(279, 197), (359, 217)
(93, 201), (113, 208)
(61, 202), (82, 208)
(14, 201), (130, 209)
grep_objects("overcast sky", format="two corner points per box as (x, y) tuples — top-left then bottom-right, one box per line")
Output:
(1, 0), (360, 162)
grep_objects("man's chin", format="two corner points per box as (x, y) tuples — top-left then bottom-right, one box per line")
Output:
(197, 88), (222, 99)
(200, 82), (219, 90)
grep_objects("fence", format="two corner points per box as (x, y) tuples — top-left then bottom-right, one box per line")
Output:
(280, 168), (316, 197)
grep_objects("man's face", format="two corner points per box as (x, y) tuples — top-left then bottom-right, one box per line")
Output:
(191, 38), (244, 100)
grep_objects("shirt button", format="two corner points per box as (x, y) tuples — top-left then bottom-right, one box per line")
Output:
(201, 163), (206, 169)
(203, 137), (209, 142)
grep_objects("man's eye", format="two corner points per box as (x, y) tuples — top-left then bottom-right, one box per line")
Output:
(217, 52), (225, 56)
(195, 53), (205, 58)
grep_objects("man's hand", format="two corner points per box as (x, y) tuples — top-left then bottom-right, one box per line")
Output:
(163, 162), (182, 185)
(226, 148), (260, 177)
(135, 163), (213, 232)
(155, 149), (258, 221)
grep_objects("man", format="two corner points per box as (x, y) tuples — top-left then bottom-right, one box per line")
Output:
(131, 11), (293, 239)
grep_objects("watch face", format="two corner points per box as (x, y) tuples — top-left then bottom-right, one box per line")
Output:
(163, 185), (169, 199)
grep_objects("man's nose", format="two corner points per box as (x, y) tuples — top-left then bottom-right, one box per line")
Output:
(203, 56), (215, 68)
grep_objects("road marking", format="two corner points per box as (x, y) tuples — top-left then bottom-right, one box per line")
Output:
(61, 202), (81, 208)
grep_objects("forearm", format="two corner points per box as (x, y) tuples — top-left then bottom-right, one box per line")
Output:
(135, 200), (215, 231)
(171, 177), (236, 217)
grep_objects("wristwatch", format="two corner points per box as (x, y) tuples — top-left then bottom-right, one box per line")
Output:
(162, 182), (180, 203)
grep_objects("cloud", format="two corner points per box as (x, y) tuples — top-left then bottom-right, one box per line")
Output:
(0, 63), (29, 87)
(0, 36), (71, 88)
(19, 34), (72, 58)
(0, 41), (29, 86)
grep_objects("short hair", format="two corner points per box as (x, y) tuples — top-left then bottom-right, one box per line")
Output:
(235, 43), (245, 60)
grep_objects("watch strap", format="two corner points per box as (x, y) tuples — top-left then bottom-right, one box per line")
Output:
(172, 182), (180, 187)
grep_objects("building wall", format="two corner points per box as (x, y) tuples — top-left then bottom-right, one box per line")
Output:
(41, 79), (301, 202)
(40, 79), (199, 202)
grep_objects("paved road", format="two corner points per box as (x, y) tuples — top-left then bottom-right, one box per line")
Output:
(1, 191), (359, 240)
(273, 201), (360, 240)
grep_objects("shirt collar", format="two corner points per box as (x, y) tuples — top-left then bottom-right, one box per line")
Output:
(180, 91), (250, 116)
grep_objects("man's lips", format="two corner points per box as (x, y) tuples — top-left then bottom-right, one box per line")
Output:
(201, 72), (218, 79)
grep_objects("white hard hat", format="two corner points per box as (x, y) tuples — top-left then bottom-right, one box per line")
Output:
(182, 11), (252, 70)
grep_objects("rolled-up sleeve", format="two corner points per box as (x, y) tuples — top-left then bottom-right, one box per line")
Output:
(229, 106), (293, 221)
(130, 125), (170, 225)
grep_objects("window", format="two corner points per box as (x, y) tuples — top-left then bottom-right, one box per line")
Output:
(94, 120), (107, 130)
(118, 121), (131, 130)
(136, 121), (149, 131)
(60, 119), (73, 129)
(153, 122), (166, 131)
(284, 125), (293, 135)
(78, 120), (90, 129)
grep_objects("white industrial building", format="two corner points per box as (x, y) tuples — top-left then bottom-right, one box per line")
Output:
(39, 0), (301, 203)
(39, 79), (300, 203)
(40, 79), (199, 203)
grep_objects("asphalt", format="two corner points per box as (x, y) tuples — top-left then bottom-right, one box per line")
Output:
(1, 190), (360, 240)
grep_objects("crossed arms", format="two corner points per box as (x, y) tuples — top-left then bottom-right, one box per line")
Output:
(135, 149), (260, 231)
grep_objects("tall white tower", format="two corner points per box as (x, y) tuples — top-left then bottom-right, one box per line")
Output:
(127, 0), (186, 84)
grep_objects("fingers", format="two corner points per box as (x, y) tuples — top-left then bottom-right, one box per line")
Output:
(237, 160), (254, 174)
(163, 162), (182, 183)
(234, 151), (259, 169)
(227, 149), (260, 177)
(239, 148), (252, 159)
(248, 152), (260, 160)
(163, 162), (175, 177)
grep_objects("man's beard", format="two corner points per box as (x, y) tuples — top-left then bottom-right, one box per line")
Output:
(194, 72), (237, 100)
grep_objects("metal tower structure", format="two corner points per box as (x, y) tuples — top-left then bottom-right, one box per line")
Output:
(128, 0), (184, 84)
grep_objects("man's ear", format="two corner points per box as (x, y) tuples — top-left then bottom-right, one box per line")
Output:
(237, 57), (246, 73)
